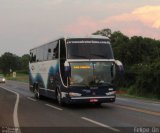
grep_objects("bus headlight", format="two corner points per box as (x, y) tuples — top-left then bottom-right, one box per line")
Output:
(69, 92), (82, 97)
(109, 88), (113, 91)
(2, 78), (6, 82)
(106, 91), (116, 96)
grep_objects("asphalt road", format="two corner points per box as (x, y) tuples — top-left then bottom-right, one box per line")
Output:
(0, 80), (160, 133)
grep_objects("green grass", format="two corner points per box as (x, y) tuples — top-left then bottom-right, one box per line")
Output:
(117, 92), (160, 102)
(6, 73), (29, 83)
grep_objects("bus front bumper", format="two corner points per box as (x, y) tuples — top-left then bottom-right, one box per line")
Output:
(65, 95), (116, 104)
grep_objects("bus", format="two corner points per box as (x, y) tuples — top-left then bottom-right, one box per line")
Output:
(29, 35), (123, 105)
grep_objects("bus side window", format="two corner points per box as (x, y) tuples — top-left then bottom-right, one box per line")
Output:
(32, 49), (37, 62)
(36, 48), (40, 62)
(33, 55), (36, 62)
(30, 52), (33, 62)
(48, 48), (52, 60)
(48, 48), (51, 53)
(43, 45), (48, 61)
(53, 44), (59, 59)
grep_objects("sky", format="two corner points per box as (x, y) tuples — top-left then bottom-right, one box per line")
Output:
(0, 0), (160, 56)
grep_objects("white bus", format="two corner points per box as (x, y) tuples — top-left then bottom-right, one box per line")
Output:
(29, 35), (123, 105)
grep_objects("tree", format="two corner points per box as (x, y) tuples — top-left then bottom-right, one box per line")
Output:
(110, 31), (129, 65)
(0, 52), (21, 75)
(21, 54), (30, 73)
(93, 28), (112, 38)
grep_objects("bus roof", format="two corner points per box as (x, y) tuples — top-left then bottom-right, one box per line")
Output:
(30, 35), (109, 51)
(65, 35), (109, 40)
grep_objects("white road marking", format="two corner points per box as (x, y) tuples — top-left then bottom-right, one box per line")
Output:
(81, 117), (120, 132)
(27, 97), (37, 102)
(45, 104), (63, 111)
(0, 86), (21, 133)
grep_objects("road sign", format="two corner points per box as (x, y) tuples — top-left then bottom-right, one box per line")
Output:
(13, 72), (16, 78)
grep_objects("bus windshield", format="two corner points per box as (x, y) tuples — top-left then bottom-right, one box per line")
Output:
(70, 62), (114, 86)
(66, 39), (114, 59)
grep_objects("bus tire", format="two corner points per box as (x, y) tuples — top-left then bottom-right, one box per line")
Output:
(34, 84), (41, 99)
(56, 88), (64, 106)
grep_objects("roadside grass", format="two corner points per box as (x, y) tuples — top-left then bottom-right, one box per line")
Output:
(6, 73), (29, 83)
(117, 88), (160, 102)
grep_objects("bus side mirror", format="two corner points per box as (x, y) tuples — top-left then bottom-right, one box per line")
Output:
(64, 61), (71, 77)
(114, 60), (124, 75)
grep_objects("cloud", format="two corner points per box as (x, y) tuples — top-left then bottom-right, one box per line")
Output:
(132, 5), (160, 28)
(64, 5), (160, 39)
(64, 16), (99, 35)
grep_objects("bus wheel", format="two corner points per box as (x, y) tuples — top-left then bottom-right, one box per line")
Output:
(56, 89), (64, 105)
(34, 86), (41, 99)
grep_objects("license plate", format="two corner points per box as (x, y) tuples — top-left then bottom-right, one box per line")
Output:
(90, 99), (98, 102)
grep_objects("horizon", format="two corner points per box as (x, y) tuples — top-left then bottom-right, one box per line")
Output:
(0, 0), (160, 56)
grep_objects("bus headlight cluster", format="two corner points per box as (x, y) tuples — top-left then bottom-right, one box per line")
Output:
(108, 88), (113, 91)
(69, 92), (82, 97)
(106, 91), (116, 96)
(2, 78), (5, 82)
